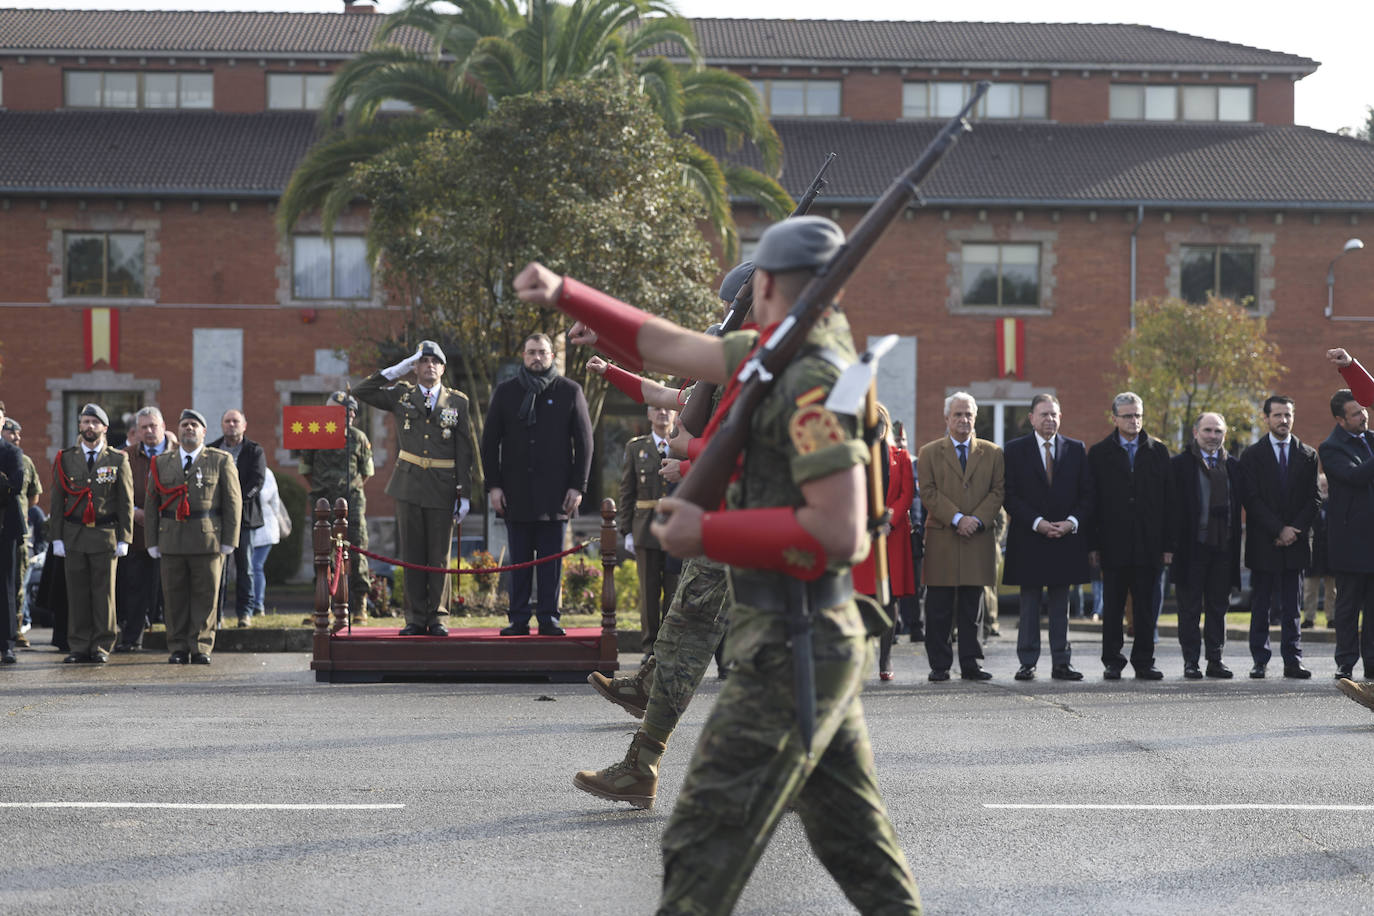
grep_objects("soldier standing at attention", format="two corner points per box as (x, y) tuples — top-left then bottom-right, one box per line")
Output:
(516, 216), (920, 914)
(300, 391), (375, 621)
(50, 403), (134, 663)
(619, 402), (680, 658)
(354, 341), (481, 637)
(146, 409), (242, 665)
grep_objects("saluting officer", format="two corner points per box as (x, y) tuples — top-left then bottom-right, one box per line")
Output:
(354, 341), (481, 637)
(50, 403), (134, 663)
(146, 409), (242, 665)
(300, 391), (376, 620)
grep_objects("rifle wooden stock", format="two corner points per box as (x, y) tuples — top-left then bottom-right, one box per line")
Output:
(673, 84), (989, 514)
(676, 152), (837, 437)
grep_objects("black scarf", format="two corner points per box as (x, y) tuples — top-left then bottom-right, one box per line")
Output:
(517, 364), (558, 427)
(1190, 439), (1230, 549)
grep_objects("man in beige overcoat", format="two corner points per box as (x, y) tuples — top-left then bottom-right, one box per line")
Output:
(918, 391), (1005, 681)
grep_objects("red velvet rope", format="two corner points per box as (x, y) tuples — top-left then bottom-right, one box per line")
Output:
(327, 539), (347, 595)
(348, 539), (596, 575)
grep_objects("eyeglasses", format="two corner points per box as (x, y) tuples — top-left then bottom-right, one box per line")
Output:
(1115, 413), (1143, 420)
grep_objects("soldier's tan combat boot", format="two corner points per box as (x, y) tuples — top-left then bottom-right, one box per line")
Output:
(572, 732), (666, 809)
(587, 655), (655, 719)
(1337, 677), (1374, 713)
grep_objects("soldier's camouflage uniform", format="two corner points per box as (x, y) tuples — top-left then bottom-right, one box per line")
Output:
(640, 554), (729, 743)
(657, 310), (920, 915)
(300, 425), (374, 616)
(15, 452), (40, 621)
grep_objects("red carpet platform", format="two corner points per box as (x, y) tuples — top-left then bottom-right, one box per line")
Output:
(310, 626), (619, 682)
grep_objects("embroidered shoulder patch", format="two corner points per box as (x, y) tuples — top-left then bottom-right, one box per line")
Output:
(789, 405), (846, 455)
(794, 386), (826, 408)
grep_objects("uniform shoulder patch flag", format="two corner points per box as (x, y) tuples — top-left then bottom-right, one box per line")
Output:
(283, 404), (347, 449)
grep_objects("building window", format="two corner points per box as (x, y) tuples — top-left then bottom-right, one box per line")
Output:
(972, 400), (1035, 447)
(65, 232), (145, 298)
(62, 390), (144, 449)
(268, 73), (334, 110)
(904, 81), (1048, 119)
(1110, 84), (1253, 122)
(63, 71), (213, 109)
(1180, 245), (1258, 306)
(961, 243), (1040, 307)
(748, 79), (841, 117)
(292, 236), (371, 300)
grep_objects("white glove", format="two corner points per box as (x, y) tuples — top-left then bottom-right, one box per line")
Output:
(220, 544), (235, 556)
(624, 533), (634, 553)
(115, 542), (129, 558)
(147, 546), (161, 559)
(454, 497), (470, 524)
(382, 347), (423, 381)
(52, 540), (66, 558)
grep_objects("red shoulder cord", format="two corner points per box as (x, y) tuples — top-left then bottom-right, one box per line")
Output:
(52, 453), (96, 526)
(149, 454), (190, 521)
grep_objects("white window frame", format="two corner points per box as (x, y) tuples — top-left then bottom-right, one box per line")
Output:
(903, 81), (1048, 120)
(747, 78), (842, 117)
(1110, 84), (1253, 123)
(291, 235), (372, 301)
(63, 70), (214, 109)
(268, 73), (335, 111)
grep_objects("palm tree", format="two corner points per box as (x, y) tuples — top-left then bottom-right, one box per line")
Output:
(278, 0), (789, 258)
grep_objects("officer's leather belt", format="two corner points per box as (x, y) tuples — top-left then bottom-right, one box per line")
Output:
(67, 512), (118, 528)
(161, 508), (222, 520)
(398, 450), (455, 470)
(635, 499), (659, 509)
(727, 569), (853, 612)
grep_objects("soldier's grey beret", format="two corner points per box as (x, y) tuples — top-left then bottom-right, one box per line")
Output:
(80, 403), (109, 426)
(179, 408), (207, 428)
(717, 260), (754, 302)
(752, 216), (844, 273)
(329, 390), (359, 412)
(418, 339), (446, 364)
(2, 418), (19, 432)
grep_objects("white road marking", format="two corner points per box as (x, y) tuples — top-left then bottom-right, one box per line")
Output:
(0, 802), (404, 810)
(986, 803), (1374, 811)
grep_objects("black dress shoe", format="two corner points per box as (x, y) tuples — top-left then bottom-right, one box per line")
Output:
(538, 625), (566, 637)
(63, 653), (86, 664)
(908, 629), (924, 643)
(398, 624), (427, 636)
(190, 653), (211, 665)
(1103, 666), (1123, 681)
(427, 623), (449, 637)
(1135, 667), (1164, 680)
(168, 651), (190, 665)
(1205, 662), (1233, 679)
(928, 669), (950, 682)
(1283, 665), (1312, 679)
(1300, 620), (1314, 629)
(1014, 665), (1035, 681)
(90, 651), (109, 664)
(1, 652), (16, 664)
(1334, 666), (1353, 680)
(499, 625), (530, 636)
(1051, 664), (1084, 681)
(1183, 663), (1203, 680)
(960, 666), (993, 681)
(1250, 664), (1266, 679)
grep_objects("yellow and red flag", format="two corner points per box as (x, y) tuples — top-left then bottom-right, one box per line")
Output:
(283, 404), (347, 449)
(996, 318), (1025, 379)
(84, 307), (119, 370)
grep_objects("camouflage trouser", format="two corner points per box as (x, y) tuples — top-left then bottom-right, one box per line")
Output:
(658, 600), (920, 916)
(314, 491), (372, 614)
(15, 546), (29, 627)
(641, 557), (730, 744)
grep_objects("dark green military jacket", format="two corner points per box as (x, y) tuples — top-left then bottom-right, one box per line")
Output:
(51, 442), (134, 552)
(20, 453), (41, 507)
(145, 447), (242, 555)
(353, 372), (482, 510)
(300, 425), (374, 508)
(618, 432), (672, 549)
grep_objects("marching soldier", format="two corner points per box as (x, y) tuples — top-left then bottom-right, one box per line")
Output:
(300, 391), (375, 620)
(517, 216), (920, 914)
(145, 409), (242, 665)
(618, 403), (680, 657)
(1, 416), (41, 647)
(354, 341), (481, 637)
(50, 403), (134, 663)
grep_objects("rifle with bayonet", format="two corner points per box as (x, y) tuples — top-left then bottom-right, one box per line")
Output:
(671, 83), (988, 754)
(676, 152), (837, 437)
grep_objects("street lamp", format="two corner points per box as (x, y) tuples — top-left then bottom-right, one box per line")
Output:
(1325, 238), (1365, 318)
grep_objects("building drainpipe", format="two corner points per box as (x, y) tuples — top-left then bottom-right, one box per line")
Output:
(1129, 204), (1145, 331)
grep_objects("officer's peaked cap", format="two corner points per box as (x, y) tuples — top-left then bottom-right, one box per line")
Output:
(418, 340), (446, 364)
(80, 403), (110, 426)
(752, 216), (844, 273)
(329, 390), (359, 412)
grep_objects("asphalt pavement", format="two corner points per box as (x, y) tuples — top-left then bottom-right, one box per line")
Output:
(2, 628), (1371, 915)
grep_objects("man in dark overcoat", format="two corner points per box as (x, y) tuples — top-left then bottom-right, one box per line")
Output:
(482, 333), (593, 636)
(1003, 393), (1093, 681)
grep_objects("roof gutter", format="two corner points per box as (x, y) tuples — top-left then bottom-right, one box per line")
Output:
(669, 55), (1317, 77)
(747, 196), (1374, 210)
(0, 186), (284, 198)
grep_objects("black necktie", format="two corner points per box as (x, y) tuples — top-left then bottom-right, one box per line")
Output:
(184, 455), (193, 475)
(1278, 442), (1288, 483)
(86, 450), (95, 472)
(1207, 454), (1217, 469)
(957, 442), (967, 471)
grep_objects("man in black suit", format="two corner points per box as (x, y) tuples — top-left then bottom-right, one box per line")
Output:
(1087, 392), (1175, 680)
(1169, 412), (1242, 679)
(483, 333), (594, 636)
(1317, 382), (1374, 681)
(0, 420), (25, 664)
(1004, 394), (1093, 681)
(1238, 396), (1320, 679)
(209, 408), (266, 627)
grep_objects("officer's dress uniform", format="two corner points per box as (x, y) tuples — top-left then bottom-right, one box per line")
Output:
(146, 446), (242, 657)
(15, 451), (40, 632)
(658, 310), (920, 915)
(619, 432), (679, 654)
(52, 442), (134, 659)
(300, 424), (375, 616)
(353, 374), (481, 629)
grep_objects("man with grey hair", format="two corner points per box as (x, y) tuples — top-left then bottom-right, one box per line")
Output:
(115, 406), (177, 651)
(1087, 392), (1175, 680)
(918, 391), (1005, 681)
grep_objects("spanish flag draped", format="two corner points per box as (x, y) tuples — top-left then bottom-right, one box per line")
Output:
(996, 318), (1025, 379)
(84, 307), (119, 370)
(283, 405), (347, 449)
